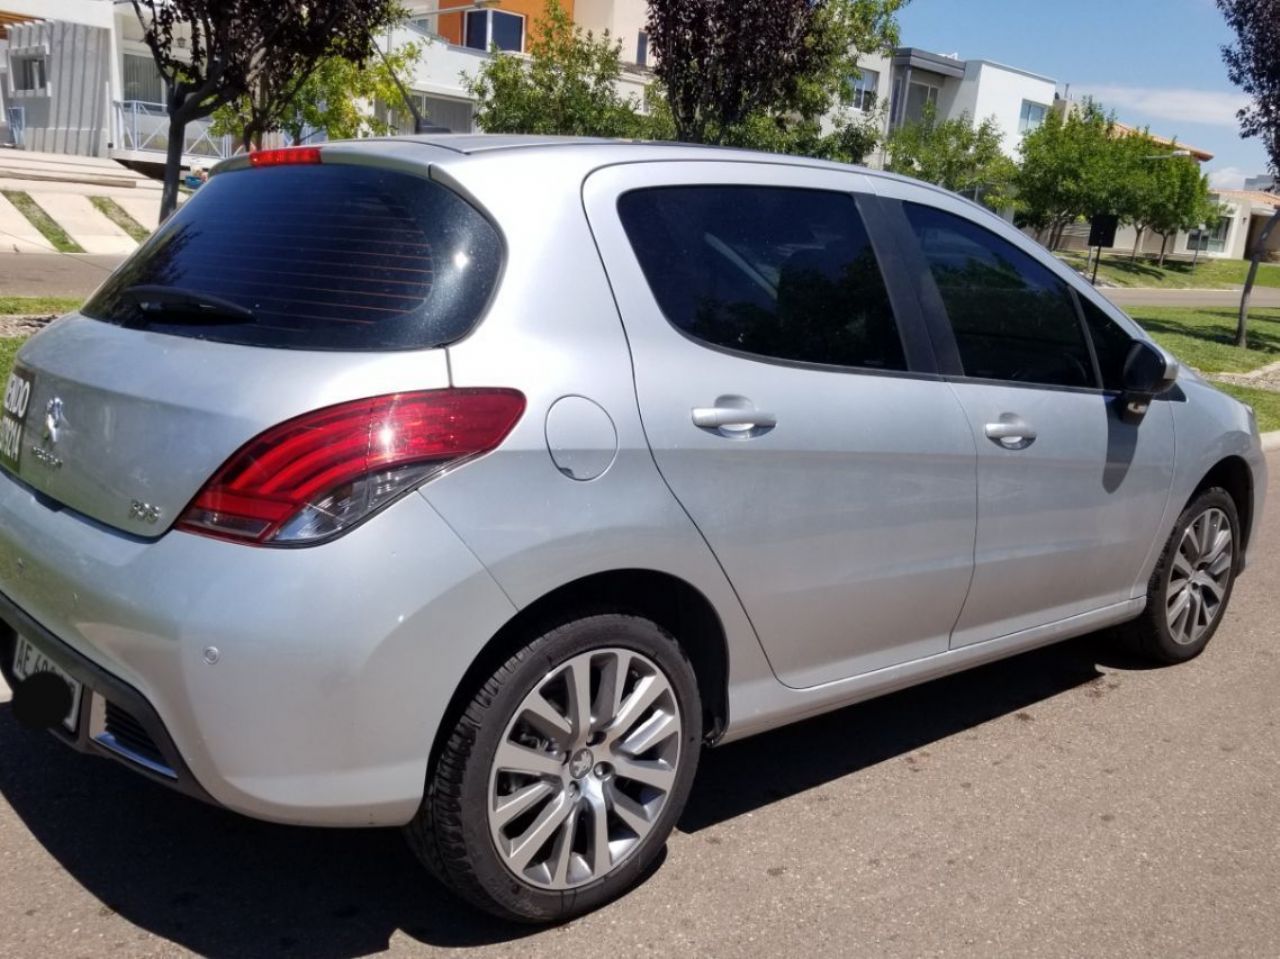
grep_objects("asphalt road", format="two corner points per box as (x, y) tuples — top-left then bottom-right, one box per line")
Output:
(1104, 286), (1280, 309)
(0, 458), (1278, 958)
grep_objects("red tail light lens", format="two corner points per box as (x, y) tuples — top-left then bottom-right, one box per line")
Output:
(178, 389), (525, 546)
(249, 146), (323, 168)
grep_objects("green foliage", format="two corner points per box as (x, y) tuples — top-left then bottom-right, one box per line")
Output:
(885, 107), (1017, 209)
(646, 0), (905, 162)
(212, 40), (424, 145)
(464, 1), (652, 138)
(1014, 100), (1123, 245)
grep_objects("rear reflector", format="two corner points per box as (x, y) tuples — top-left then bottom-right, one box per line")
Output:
(177, 389), (525, 545)
(248, 146), (323, 168)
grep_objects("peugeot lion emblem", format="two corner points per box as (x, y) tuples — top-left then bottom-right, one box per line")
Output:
(43, 397), (64, 445)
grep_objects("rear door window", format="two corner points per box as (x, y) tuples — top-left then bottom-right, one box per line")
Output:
(904, 203), (1098, 389)
(617, 186), (907, 372)
(83, 163), (502, 351)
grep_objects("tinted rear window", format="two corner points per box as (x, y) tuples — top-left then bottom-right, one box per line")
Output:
(83, 163), (502, 351)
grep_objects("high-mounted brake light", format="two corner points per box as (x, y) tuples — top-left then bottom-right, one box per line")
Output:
(249, 146), (323, 168)
(177, 389), (525, 546)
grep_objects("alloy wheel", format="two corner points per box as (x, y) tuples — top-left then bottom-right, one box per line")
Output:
(1166, 507), (1234, 646)
(487, 648), (683, 890)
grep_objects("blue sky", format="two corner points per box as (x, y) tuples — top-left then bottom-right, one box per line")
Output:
(895, 0), (1268, 188)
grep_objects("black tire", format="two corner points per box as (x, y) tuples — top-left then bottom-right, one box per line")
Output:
(1119, 487), (1240, 664)
(405, 613), (702, 923)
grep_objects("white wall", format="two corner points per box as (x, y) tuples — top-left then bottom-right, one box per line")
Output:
(960, 61), (1056, 158)
(3, 0), (112, 29)
(573, 0), (649, 65)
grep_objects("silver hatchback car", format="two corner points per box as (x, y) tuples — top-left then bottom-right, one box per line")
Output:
(0, 137), (1266, 922)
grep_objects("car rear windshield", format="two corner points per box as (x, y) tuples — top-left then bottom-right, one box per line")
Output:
(82, 162), (502, 351)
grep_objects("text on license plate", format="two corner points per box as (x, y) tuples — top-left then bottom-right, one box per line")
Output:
(12, 635), (82, 732)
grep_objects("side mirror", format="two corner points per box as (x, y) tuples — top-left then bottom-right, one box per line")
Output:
(1120, 340), (1179, 424)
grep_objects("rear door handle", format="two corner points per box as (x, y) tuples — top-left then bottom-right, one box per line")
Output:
(985, 414), (1037, 450)
(692, 399), (777, 437)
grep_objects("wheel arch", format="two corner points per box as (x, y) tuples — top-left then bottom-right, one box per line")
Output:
(1191, 455), (1254, 564)
(427, 569), (731, 784)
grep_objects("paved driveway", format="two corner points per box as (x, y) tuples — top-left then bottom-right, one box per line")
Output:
(1, 455), (1277, 958)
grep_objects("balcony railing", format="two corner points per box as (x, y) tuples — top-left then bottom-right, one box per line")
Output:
(113, 100), (243, 160)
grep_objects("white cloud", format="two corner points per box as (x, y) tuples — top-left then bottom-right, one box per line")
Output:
(1208, 166), (1248, 189)
(1075, 84), (1249, 128)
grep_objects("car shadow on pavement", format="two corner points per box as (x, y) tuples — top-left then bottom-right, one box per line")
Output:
(680, 632), (1116, 832)
(0, 630), (1120, 956)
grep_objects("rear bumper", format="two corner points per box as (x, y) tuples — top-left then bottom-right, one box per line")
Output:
(0, 596), (215, 805)
(0, 470), (517, 827)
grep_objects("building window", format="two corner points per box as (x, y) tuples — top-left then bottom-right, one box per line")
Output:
(1187, 216), (1231, 254)
(636, 31), (649, 67)
(904, 82), (939, 124)
(464, 9), (525, 52)
(123, 53), (166, 103)
(850, 68), (879, 112)
(1019, 100), (1049, 134)
(12, 56), (47, 93)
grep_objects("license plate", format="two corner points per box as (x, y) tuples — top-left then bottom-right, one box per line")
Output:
(1, 366), (33, 474)
(12, 635), (82, 732)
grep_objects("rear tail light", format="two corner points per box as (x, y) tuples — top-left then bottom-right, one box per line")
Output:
(177, 389), (525, 546)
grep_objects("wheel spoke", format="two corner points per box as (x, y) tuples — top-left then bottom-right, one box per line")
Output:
(506, 791), (575, 873)
(607, 674), (667, 746)
(620, 708), (680, 757)
(548, 801), (580, 887)
(586, 791), (611, 878)
(612, 755), (676, 792)
(1171, 550), (1194, 583)
(494, 740), (563, 779)
(492, 780), (556, 829)
(1200, 576), (1225, 602)
(594, 652), (632, 731)
(521, 690), (574, 747)
(566, 658), (594, 745)
(607, 783), (652, 836)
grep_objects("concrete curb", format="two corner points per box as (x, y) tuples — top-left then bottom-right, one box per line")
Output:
(1263, 431), (1280, 453)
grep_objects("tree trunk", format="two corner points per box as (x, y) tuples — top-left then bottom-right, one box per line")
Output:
(159, 116), (186, 224)
(1131, 226), (1144, 261)
(1158, 233), (1169, 267)
(1237, 207), (1280, 348)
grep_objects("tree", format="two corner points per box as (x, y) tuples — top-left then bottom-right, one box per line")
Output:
(885, 107), (1017, 209)
(1146, 155), (1213, 265)
(464, 0), (651, 138)
(213, 41), (424, 148)
(1218, 0), (1280, 346)
(1015, 101), (1125, 250)
(130, 0), (401, 222)
(645, 0), (904, 155)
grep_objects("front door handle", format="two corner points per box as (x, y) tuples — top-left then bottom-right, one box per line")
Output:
(985, 414), (1037, 450)
(692, 397), (777, 437)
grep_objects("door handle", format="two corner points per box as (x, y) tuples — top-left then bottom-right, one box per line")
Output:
(692, 407), (778, 430)
(985, 414), (1037, 450)
(691, 398), (777, 437)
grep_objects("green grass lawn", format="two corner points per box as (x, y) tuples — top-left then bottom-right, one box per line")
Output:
(89, 196), (151, 243)
(0, 190), (84, 254)
(0, 337), (20, 382)
(1061, 251), (1280, 290)
(0, 296), (81, 316)
(1127, 306), (1280, 374)
(1214, 382), (1280, 432)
